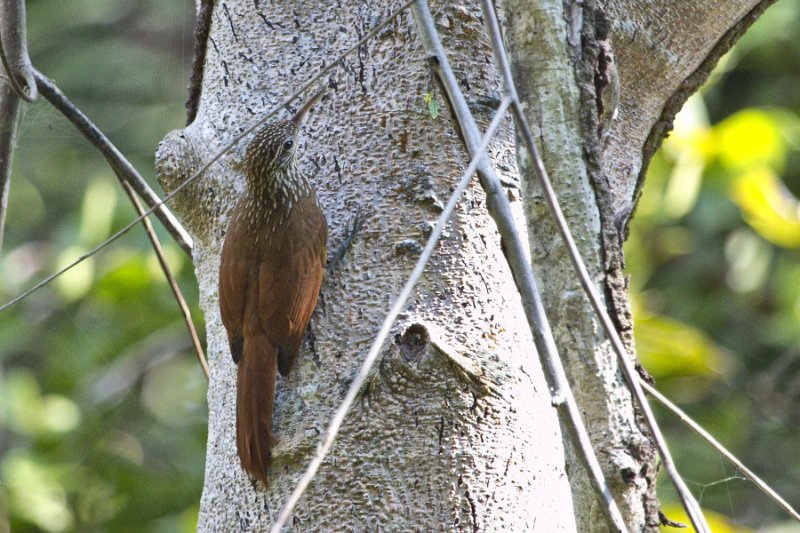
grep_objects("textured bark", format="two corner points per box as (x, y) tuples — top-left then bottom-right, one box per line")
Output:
(154, 0), (775, 530)
(498, 0), (777, 531)
(498, 2), (648, 529)
(158, 1), (573, 530)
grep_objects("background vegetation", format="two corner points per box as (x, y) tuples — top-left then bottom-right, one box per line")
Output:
(0, 1), (205, 531)
(627, 2), (800, 530)
(0, 0), (798, 531)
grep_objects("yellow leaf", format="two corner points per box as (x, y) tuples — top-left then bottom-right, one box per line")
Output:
(659, 504), (755, 532)
(714, 109), (787, 172)
(730, 168), (800, 248)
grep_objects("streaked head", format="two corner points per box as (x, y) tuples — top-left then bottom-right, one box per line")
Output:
(244, 89), (325, 177)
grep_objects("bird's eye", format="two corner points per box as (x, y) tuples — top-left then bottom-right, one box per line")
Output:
(283, 139), (293, 150)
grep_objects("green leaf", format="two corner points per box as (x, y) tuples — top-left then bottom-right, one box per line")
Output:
(3, 369), (81, 437)
(633, 309), (732, 380)
(2, 450), (74, 532)
(423, 92), (440, 119)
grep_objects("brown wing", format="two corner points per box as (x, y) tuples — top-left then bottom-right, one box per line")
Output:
(219, 206), (251, 363)
(258, 195), (327, 375)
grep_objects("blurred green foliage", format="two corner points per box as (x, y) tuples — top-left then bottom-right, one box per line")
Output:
(1, 0), (799, 531)
(626, 0), (800, 529)
(0, 0), (205, 531)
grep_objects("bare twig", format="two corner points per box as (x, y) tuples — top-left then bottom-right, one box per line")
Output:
(0, 0), (37, 102)
(120, 180), (209, 380)
(641, 379), (800, 523)
(411, 1), (627, 530)
(478, 1), (709, 531)
(0, 0), (35, 252)
(0, 82), (21, 253)
(34, 71), (193, 255)
(0, 0), (416, 314)
(22, 70), (207, 376)
(269, 96), (512, 533)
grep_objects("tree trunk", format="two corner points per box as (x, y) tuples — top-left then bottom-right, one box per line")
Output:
(155, 0), (776, 530)
(497, 0), (776, 530)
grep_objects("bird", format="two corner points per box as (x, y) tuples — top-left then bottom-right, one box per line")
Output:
(218, 89), (328, 485)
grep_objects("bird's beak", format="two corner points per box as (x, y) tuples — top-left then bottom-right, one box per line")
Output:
(292, 88), (326, 125)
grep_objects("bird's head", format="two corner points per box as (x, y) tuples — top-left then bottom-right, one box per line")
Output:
(244, 89), (325, 177)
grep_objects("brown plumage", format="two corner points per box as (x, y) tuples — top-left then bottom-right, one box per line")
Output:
(219, 91), (327, 485)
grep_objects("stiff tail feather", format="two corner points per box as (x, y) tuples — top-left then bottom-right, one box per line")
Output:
(236, 334), (279, 485)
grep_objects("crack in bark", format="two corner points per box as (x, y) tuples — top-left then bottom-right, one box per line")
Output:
(222, 3), (239, 42)
(464, 488), (479, 533)
(186, 0), (215, 123)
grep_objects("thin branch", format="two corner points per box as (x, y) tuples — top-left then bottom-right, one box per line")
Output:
(34, 71), (194, 256)
(0, 0), (37, 102)
(411, 1), (627, 530)
(0, 0), (415, 315)
(120, 180), (209, 380)
(32, 71), (204, 375)
(641, 379), (800, 523)
(269, 97), (513, 533)
(0, 82), (21, 254)
(0, 0), (35, 252)
(478, 1), (709, 531)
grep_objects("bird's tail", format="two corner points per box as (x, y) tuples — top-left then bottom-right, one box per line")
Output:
(236, 334), (279, 485)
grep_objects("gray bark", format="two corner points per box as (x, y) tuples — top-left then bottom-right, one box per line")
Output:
(499, 0), (777, 530)
(155, 0), (775, 530)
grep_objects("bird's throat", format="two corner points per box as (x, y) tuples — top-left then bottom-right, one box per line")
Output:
(242, 170), (312, 225)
